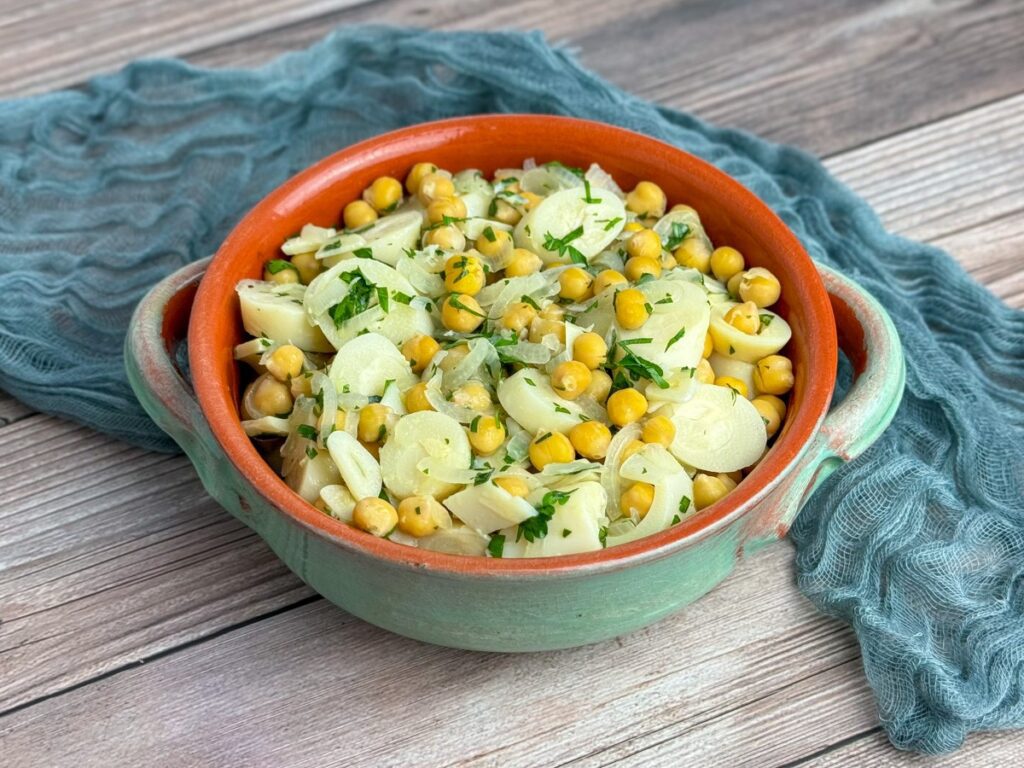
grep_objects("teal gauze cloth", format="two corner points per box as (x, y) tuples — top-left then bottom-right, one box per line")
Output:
(1, 26), (1022, 754)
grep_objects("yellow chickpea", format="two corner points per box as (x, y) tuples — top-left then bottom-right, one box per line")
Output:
(520, 191), (543, 210)
(444, 254), (486, 295)
(364, 176), (403, 213)
(404, 382), (434, 413)
(528, 316), (566, 344)
(620, 482), (656, 519)
(250, 376), (293, 416)
(569, 420), (612, 460)
(710, 246), (746, 283)
(695, 358), (716, 384)
(397, 495), (450, 537)
(727, 271), (744, 298)
(573, 332), (608, 370)
(551, 361), (593, 400)
(623, 221), (645, 233)
(674, 237), (712, 273)
(423, 224), (466, 251)
(625, 181), (667, 218)
(264, 262), (299, 284)
(468, 415), (506, 455)
(559, 267), (594, 301)
(620, 439), (646, 463)
(584, 369), (613, 404)
(417, 172), (455, 205)
(343, 199), (379, 229)
(757, 393), (787, 420)
(352, 497), (399, 537)
(405, 162), (438, 195)
(593, 269), (628, 295)
(702, 331), (714, 359)
(452, 381), (492, 411)
(624, 256), (662, 283)
(626, 229), (662, 261)
(607, 388), (648, 427)
(752, 396), (782, 438)
(739, 267), (782, 308)
(724, 301), (760, 335)
(401, 334), (440, 373)
(475, 226), (513, 257)
(614, 288), (650, 330)
(528, 431), (575, 471)
(501, 301), (537, 334)
(290, 252), (321, 284)
(357, 403), (391, 444)
(438, 343), (470, 372)
(715, 376), (749, 398)
(693, 473), (730, 510)
(291, 374), (314, 398)
(641, 414), (676, 447)
(265, 344), (304, 382)
(427, 196), (467, 225)
(504, 247), (543, 277)
(539, 302), (565, 321)
(492, 198), (522, 225)
(441, 293), (485, 333)
(493, 475), (530, 498)
(753, 355), (795, 395)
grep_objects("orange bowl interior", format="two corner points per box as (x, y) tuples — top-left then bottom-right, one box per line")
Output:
(190, 115), (837, 574)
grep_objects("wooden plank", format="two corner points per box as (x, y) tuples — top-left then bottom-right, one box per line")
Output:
(0, 414), (313, 713)
(0, 392), (33, 425)
(3, 0), (1023, 158)
(806, 725), (1024, 766)
(0, 543), (879, 767)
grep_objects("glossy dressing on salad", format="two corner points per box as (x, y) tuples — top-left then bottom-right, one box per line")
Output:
(234, 160), (795, 557)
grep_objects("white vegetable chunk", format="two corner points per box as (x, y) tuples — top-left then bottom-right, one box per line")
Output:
(236, 280), (333, 353)
(497, 369), (591, 435)
(379, 411), (472, 500)
(286, 450), (342, 503)
(514, 186), (625, 264)
(708, 353), (756, 399)
(667, 383), (767, 472)
(523, 481), (607, 557)
(419, 526), (490, 556)
(328, 332), (417, 397)
(616, 278), (710, 373)
(326, 430), (383, 501)
(708, 302), (792, 363)
(444, 481), (539, 534)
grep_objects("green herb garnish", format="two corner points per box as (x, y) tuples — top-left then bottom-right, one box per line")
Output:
(328, 271), (373, 327)
(353, 247), (374, 259)
(663, 221), (691, 251)
(666, 327), (687, 350)
(517, 489), (574, 542)
(296, 424), (318, 441)
(265, 259), (297, 275)
(543, 225), (587, 265)
(616, 340), (669, 388)
(487, 534), (505, 558)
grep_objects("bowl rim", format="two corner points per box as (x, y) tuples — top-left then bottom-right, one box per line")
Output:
(190, 114), (837, 577)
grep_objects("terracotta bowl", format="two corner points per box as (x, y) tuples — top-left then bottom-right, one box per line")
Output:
(126, 115), (904, 651)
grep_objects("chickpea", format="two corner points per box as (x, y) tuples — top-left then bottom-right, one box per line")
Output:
(625, 229), (662, 261)
(357, 403), (391, 444)
(417, 172), (455, 205)
(444, 254), (486, 295)
(623, 221), (645, 233)
(441, 293), (485, 333)
(573, 332), (608, 370)
(727, 271), (744, 298)
(343, 199), (378, 229)
(401, 334), (440, 373)
(551, 361), (593, 400)
(264, 262), (299, 284)
(352, 497), (399, 537)
(621, 482), (656, 519)
(614, 288), (650, 330)
(501, 301), (537, 334)
(624, 256), (662, 283)
(674, 237), (712, 273)
(710, 246), (745, 283)
(693, 473), (730, 510)
(250, 375), (293, 416)
(625, 181), (667, 218)
(584, 369), (613, 404)
(405, 162), (438, 195)
(426, 196), (467, 225)
(753, 355), (795, 395)
(558, 267), (594, 301)
(752, 396), (782, 437)
(739, 267), (782, 308)
(607, 388), (648, 427)
(397, 495), (451, 537)
(475, 227), (513, 257)
(492, 198), (522, 225)
(438, 343), (470, 372)
(404, 382), (434, 413)
(423, 224), (466, 251)
(641, 414), (676, 447)
(265, 344), (304, 382)
(528, 316), (566, 344)
(702, 331), (714, 359)
(528, 430), (575, 470)
(695, 358), (716, 384)
(620, 439), (646, 463)
(363, 176), (403, 213)
(569, 420), (612, 460)
(504, 247), (543, 277)
(757, 394), (787, 420)
(724, 301), (760, 335)
(493, 475), (530, 498)
(468, 415), (506, 455)
(715, 376), (749, 399)
(593, 269), (628, 295)
(289, 252), (320, 284)
(452, 381), (492, 411)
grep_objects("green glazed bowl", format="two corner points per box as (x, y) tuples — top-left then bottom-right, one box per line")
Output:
(125, 115), (904, 652)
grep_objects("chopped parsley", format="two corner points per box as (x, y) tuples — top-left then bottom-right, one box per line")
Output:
(582, 179), (602, 204)
(553, 404), (571, 414)
(616, 339), (669, 388)
(517, 489), (574, 542)
(543, 160), (585, 178)
(524, 377), (536, 387)
(759, 314), (774, 330)
(305, 445), (318, 460)
(265, 258), (297, 275)
(328, 271), (374, 327)
(376, 286), (390, 313)
(666, 327), (687, 350)
(679, 496), (692, 515)
(296, 424), (318, 441)
(599, 526), (608, 548)
(482, 226), (497, 242)
(353, 247), (374, 259)
(487, 533), (505, 558)
(470, 415), (482, 432)
(543, 225), (587, 265)
(663, 221), (691, 251)
(447, 293), (487, 318)
(562, 528), (573, 538)
(520, 294), (541, 310)
(598, 216), (623, 231)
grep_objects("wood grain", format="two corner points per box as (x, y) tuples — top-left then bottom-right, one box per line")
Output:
(806, 726), (1024, 766)
(2, 0), (1022, 158)
(0, 393), (33, 425)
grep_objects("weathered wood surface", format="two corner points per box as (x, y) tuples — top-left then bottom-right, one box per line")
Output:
(1, 0), (1022, 765)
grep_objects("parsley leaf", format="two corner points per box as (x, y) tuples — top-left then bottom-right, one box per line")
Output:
(679, 496), (692, 515)
(582, 179), (602, 204)
(543, 225), (587, 265)
(487, 533), (505, 558)
(296, 424), (318, 441)
(266, 259), (297, 275)
(517, 489), (574, 542)
(376, 286), (390, 313)
(616, 340), (670, 388)
(666, 327), (687, 350)
(663, 221), (691, 252)
(353, 247), (374, 259)
(328, 271), (374, 327)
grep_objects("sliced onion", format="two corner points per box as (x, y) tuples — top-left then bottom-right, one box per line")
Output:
(397, 255), (446, 298)
(601, 422), (641, 520)
(585, 164), (624, 199)
(310, 371), (337, 437)
(442, 337), (495, 391)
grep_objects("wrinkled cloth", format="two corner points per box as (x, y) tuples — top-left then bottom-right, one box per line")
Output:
(1, 25), (1022, 754)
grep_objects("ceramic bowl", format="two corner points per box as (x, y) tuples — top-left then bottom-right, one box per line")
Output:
(126, 115), (904, 651)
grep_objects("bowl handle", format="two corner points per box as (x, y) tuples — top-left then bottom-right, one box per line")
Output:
(124, 258), (252, 520)
(749, 264), (905, 548)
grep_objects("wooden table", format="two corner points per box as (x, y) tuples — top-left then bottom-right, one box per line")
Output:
(1, 1), (1022, 765)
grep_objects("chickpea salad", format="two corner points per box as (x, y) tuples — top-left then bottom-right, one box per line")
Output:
(235, 160), (795, 558)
